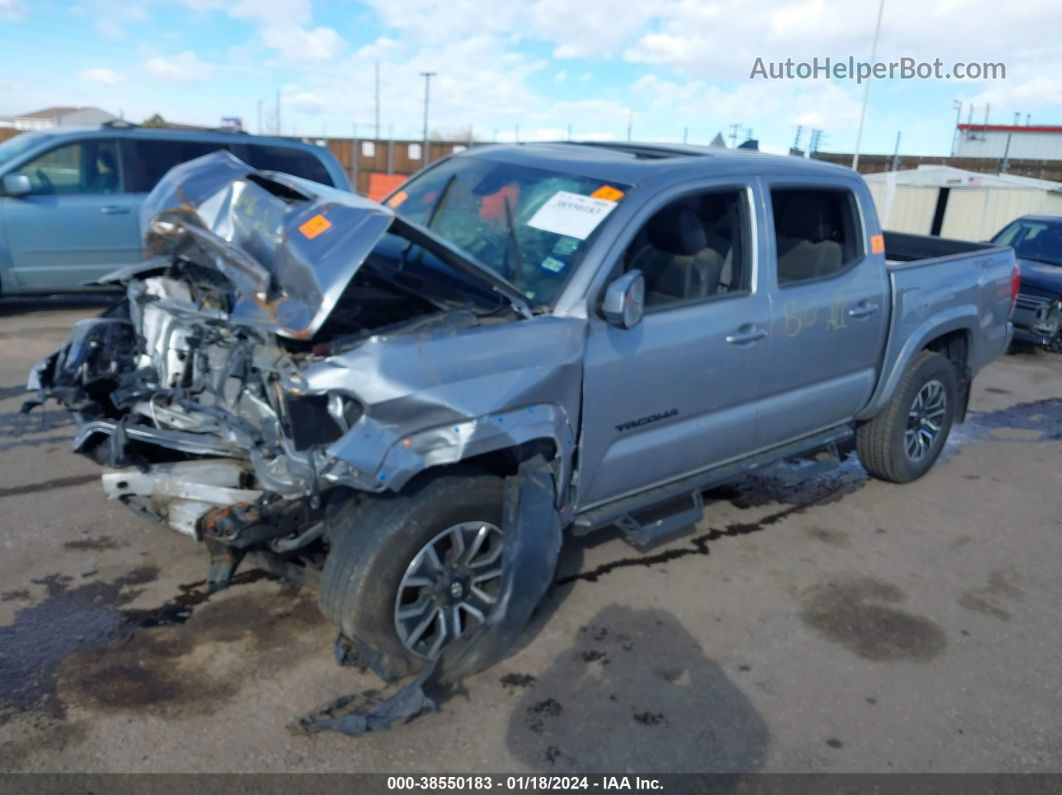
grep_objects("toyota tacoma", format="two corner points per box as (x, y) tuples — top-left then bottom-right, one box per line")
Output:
(26, 143), (1017, 681)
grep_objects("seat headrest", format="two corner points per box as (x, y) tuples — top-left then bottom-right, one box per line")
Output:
(778, 197), (832, 243)
(647, 207), (707, 256)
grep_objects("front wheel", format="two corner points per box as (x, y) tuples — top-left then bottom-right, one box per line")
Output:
(856, 350), (958, 483)
(318, 468), (512, 681)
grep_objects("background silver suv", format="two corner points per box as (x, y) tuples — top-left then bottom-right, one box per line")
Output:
(0, 123), (350, 294)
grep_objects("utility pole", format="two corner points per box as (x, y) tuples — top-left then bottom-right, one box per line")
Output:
(890, 130), (901, 171)
(627, 108), (633, 141)
(852, 0), (886, 170)
(420, 71), (436, 167)
(950, 100), (962, 155)
(728, 123), (741, 148)
(374, 60), (381, 141)
(1000, 133), (1012, 174)
(386, 124), (394, 174)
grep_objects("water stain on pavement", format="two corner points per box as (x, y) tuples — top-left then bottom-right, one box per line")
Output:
(63, 534), (125, 551)
(0, 565), (323, 726)
(704, 452), (868, 510)
(800, 577), (947, 662)
(558, 503), (807, 585)
(0, 474), (98, 501)
(959, 569), (1024, 621)
(958, 398), (1062, 444)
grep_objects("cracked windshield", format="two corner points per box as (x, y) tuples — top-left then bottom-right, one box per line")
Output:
(389, 156), (628, 305)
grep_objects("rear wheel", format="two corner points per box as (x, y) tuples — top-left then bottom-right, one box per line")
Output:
(856, 350), (957, 483)
(318, 468), (510, 681)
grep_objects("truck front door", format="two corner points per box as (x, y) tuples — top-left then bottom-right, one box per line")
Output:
(577, 182), (769, 509)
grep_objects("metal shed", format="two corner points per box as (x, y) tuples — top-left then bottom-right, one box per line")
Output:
(864, 165), (1062, 241)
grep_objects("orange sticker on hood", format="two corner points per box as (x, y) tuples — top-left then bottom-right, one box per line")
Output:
(591, 184), (624, 202)
(299, 214), (332, 239)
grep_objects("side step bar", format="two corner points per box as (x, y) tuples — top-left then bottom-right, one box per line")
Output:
(572, 425), (853, 541)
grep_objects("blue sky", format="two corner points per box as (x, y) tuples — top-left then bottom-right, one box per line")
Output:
(1, 0), (1060, 156)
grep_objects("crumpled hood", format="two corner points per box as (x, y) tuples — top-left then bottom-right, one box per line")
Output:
(122, 149), (395, 339)
(1017, 257), (1062, 295)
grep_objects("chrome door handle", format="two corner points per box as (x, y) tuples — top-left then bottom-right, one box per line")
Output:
(848, 301), (880, 318)
(100, 205), (130, 215)
(725, 326), (768, 345)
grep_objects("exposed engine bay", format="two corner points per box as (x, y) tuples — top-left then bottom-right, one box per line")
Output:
(25, 151), (582, 593)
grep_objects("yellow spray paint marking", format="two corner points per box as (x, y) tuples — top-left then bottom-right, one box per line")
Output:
(298, 214), (332, 240)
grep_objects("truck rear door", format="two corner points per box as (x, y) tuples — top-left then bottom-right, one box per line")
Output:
(577, 180), (769, 509)
(757, 181), (889, 449)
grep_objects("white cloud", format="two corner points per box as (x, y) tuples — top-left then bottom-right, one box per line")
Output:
(177, 0), (345, 63)
(95, 18), (125, 38)
(144, 51), (215, 83)
(80, 67), (124, 85)
(0, 0), (27, 22)
(554, 70), (567, 83)
(260, 24), (342, 62)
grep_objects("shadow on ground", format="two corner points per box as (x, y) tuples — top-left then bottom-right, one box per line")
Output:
(505, 605), (769, 774)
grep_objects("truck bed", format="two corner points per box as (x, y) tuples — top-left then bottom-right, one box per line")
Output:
(855, 231), (1015, 422)
(883, 231), (1006, 267)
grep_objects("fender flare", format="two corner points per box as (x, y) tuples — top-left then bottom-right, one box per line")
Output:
(856, 306), (976, 421)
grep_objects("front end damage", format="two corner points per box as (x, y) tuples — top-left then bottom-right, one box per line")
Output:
(26, 151), (583, 597)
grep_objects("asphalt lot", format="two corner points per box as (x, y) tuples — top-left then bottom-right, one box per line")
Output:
(0, 296), (1060, 774)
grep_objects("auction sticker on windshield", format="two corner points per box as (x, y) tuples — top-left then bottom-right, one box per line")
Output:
(527, 190), (619, 240)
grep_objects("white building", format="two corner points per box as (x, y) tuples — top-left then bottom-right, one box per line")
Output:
(864, 165), (1062, 241)
(1, 106), (117, 131)
(954, 124), (1062, 161)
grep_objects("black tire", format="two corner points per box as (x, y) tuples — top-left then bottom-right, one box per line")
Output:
(318, 467), (507, 681)
(856, 350), (958, 483)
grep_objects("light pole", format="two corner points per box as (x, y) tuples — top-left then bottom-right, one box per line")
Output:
(851, 0), (886, 171)
(950, 99), (962, 156)
(420, 71), (436, 167)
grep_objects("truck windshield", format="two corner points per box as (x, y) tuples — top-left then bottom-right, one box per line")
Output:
(994, 219), (1062, 267)
(0, 132), (46, 170)
(389, 155), (629, 306)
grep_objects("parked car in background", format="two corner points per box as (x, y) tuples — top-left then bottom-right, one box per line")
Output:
(992, 214), (1062, 351)
(0, 123), (350, 294)
(27, 143), (1015, 683)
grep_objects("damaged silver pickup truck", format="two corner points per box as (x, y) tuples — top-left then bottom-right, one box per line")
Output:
(26, 143), (1016, 681)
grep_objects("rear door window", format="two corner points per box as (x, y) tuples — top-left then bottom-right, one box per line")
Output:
(771, 188), (862, 285)
(246, 144), (333, 186)
(125, 138), (245, 193)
